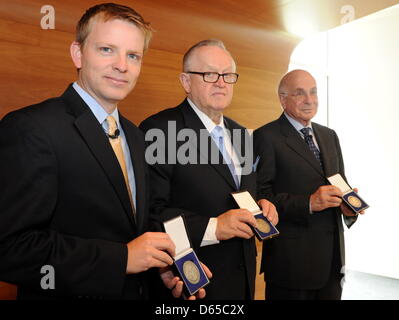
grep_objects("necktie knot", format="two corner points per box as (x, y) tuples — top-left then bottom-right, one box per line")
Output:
(300, 127), (312, 138)
(106, 116), (119, 138)
(211, 126), (224, 139)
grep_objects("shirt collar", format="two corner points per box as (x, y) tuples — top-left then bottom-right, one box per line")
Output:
(72, 82), (120, 126)
(187, 98), (225, 133)
(284, 112), (313, 135)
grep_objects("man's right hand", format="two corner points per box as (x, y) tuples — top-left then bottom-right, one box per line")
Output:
(126, 232), (175, 274)
(310, 185), (343, 212)
(215, 209), (256, 240)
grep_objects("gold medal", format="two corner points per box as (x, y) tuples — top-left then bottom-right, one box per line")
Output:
(348, 195), (362, 208)
(256, 218), (271, 233)
(183, 260), (200, 284)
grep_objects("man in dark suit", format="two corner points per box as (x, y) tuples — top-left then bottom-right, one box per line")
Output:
(140, 39), (278, 300)
(255, 69), (364, 300)
(0, 3), (186, 300)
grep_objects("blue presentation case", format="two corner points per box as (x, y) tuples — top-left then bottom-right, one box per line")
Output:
(231, 191), (279, 241)
(163, 215), (210, 296)
(327, 173), (369, 214)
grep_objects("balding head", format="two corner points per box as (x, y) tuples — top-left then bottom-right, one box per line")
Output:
(278, 69), (318, 126)
(278, 69), (316, 96)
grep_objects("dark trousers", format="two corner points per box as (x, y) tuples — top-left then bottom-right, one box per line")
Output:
(266, 272), (343, 300)
(266, 238), (343, 300)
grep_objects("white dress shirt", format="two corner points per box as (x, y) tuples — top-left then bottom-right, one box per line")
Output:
(187, 98), (242, 246)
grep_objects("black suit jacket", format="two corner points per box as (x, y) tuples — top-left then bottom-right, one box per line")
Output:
(0, 85), (150, 299)
(254, 114), (356, 290)
(139, 99), (257, 299)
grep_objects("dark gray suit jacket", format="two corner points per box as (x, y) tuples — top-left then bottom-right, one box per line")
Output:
(254, 113), (356, 290)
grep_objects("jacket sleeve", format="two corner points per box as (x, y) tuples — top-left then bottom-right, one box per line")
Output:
(333, 130), (358, 228)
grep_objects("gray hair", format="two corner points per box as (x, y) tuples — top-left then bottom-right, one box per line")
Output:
(182, 39), (236, 72)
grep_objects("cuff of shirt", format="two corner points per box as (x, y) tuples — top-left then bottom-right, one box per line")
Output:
(200, 217), (220, 247)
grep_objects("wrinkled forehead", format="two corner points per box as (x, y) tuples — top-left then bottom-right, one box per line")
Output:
(280, 71), (316, 92)
(189, 46), (236, 72)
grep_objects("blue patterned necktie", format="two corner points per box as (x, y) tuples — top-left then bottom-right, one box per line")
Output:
(211, 126), (240, 189)
(300, 127), (323, 168)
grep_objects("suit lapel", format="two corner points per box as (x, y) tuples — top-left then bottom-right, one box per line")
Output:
(224, 118), (250, 190)
(179, 101), (238, 190)
(63, 85), (136, 231)
(279, 114), (324, 177)
(236, 124), (258, 192)
(120, 116), (146, 233)
(313, 124), (332, 176)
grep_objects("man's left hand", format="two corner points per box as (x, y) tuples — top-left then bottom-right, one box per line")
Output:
(341, 188), (366, 217)
(258, 199), (279, 225)
(159, 262), (212, 300)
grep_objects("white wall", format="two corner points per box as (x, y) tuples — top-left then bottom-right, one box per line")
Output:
(289, 5), (399, 279)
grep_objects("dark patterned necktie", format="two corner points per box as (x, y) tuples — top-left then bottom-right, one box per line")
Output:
(300, 127), (323, 168)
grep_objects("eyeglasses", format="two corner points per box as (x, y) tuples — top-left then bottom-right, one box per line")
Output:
(186, 71), (239, 84)
(280, 89), (318, 101)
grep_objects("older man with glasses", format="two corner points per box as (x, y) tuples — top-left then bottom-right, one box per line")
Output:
(254, 69), (363, 300)
(140, 39), (278, 299)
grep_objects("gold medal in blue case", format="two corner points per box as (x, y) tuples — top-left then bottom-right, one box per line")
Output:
(327, 173), (369, 214)
(231, 191), (279, 241)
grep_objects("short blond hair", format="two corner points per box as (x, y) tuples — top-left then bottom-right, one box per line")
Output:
(76, 3), (152, 52)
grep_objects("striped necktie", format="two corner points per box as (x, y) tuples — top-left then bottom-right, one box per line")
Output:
(300, 127), (323, 168)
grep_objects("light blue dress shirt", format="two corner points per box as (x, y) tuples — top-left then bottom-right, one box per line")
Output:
(72, 82), (137, 209)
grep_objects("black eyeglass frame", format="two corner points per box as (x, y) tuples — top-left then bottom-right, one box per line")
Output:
(186, 71), (239, 84)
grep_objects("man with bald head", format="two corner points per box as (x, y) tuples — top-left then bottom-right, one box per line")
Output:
(254, 69), (359, 300)
(140, 39), (278, 299)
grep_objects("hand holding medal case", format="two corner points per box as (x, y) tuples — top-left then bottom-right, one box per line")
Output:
(163, 215), (210, 296)
(327, 173), (369, 214)
(231, 191), (279, 240)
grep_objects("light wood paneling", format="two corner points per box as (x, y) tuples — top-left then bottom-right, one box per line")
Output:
(0, 0), (299, 127)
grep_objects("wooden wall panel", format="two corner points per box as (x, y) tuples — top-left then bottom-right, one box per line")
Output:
(0, 282), (17, 300)
(0, 0), (299, 128)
